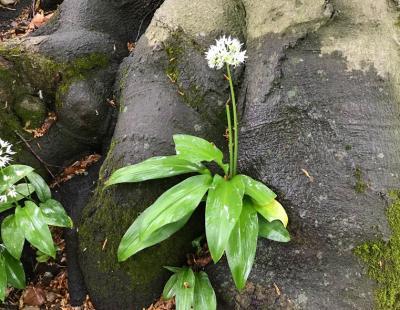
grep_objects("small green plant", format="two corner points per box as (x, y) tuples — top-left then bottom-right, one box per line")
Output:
(105, 36), (290, 307)
(162, 266), (216, 309)
(0, 138), (72, 301)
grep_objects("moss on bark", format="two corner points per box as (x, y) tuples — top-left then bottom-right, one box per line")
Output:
(0, 45), (109, 140)
(354, 190), (400, 309)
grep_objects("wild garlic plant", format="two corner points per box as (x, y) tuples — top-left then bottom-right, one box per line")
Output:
(0, 138), (72, 301)
(105, 36), (290, 309)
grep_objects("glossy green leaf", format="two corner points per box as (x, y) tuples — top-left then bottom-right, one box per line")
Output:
(0, 254), (6, 301)
(0, 184), (35, 209)
(226, 200), (258, 290)
(163, 273), (178, 299)
(173, 134), (227, 174)
(118, 213), (191, 262)
(104, 156), (209, 187)
(0, 165), (34, 194)
(258, 217), (290, 242)
(193, 271), (217, 310)
(139, 174), (212, 240)
(238, 175), (276, 206)
(40, 199), (73, 228)
(15, 202), (56, 258)
(27, 172), (51, 202)
(0, 204), (14, 213)
(175, 267), (195, 310)
(164, 266), (182, 273)
(3, 250), (25, 289)
(253, 199), (288, 227)
(205, 174), (245, 263)
(1, 214), (25, 260)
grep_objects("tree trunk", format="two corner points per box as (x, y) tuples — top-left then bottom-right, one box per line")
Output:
(2, 0), (400, 309)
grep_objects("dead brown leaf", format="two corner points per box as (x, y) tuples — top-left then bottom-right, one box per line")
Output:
(51, 154), (101, 187)
(127, 41), (135, 52)
(147, 297), (175, 310)
(28, 11), (54, 30)
(22, 286), (46, 306)
(24, 112), (57, 138)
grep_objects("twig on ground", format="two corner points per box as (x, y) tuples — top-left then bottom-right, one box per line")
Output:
(14, 130), (57, 179)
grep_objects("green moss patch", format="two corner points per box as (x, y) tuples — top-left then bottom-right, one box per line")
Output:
(354, 166), (367, 193)
(354, 190), (400, 309)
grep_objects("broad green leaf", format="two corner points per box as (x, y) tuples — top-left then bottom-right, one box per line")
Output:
(40, 199), (73, 228)
(0, 184), (35, 209)
(226, 200), (258, 290)
(205, 174), (245, 263)
(173, 134), (228, 174)
(1, 214), (25, 260)
(163, 273), (178, 299)
(118, 213), (191, 262)
(3, 250), (25, 289)
(15, 202), (56, 258)
(175, 267), (195, 310)
(258, 217), (290, 242)
(164, 266), (182, 273)
(139, 174), (212, 240)
(104, 156), (209, 187)
(0, 254), (6, 301)
(238, 175), (276, 206)
(0, 165), (34, 194)
(193, 271), (217, 310)
(253, 199), (288, 227)
(27, 172), (51, 202)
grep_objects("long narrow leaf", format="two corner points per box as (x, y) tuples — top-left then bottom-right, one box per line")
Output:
(258, 217), (290, 242)
(193, 271), (217, 310)
(237, 175), (276, 206)
(3, 250), (25, 289)
(175, 268), (195, 310)
(163, 273), (178, 299)
(104, 156), (209, 187)
(173, 134), (228, 174)
(253, 200), (288, 227)
(27, 172), (51, 202)
(0, 254), (6, 301)
(205, 174), (245, 263)
(118, 213), (191, 262)
(226, 199), (258, 290)
(139, 174), (212, 240)
(15, 202), (56, 258)
(1, 214), (25, 260)
(0, 165), (34, 194)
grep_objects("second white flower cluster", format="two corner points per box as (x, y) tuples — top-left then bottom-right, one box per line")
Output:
(0, 138), (15, 168)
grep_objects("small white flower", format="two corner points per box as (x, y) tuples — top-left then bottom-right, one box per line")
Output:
(0, 195), (7, 204)
(7, 185), (17, 198)
(0, 138), (15, 168)
(0, 155), (11, 168)
(205, 35), (247, 70)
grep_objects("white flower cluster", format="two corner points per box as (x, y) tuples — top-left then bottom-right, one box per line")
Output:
(0, 138), (15, 168)
(205, 35), (247, 70)
(0, 139), (17, 204)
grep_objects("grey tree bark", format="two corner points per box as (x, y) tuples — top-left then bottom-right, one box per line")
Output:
(2, 0), (400, 309)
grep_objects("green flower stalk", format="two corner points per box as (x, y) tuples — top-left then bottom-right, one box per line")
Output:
(205, 35), (247, 177)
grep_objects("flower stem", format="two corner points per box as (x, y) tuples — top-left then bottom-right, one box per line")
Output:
(226, 64), (238, 176)
(225, 102), (234, 178)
